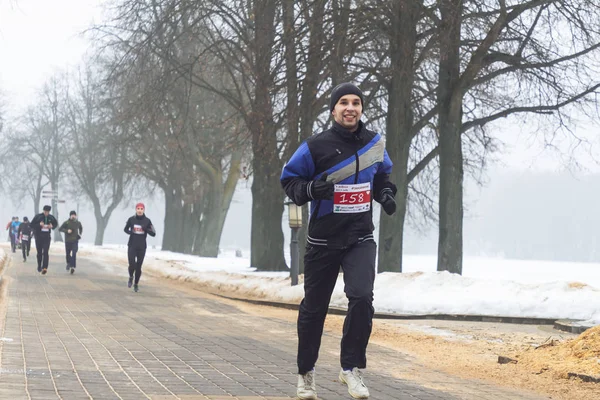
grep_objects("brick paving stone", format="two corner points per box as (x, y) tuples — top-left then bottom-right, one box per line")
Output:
(0, 251), (550, 400)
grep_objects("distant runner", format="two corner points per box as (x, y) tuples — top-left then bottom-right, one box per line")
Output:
(18, 217), (32, 262)
(30, 205), (58, 274)
(124, 203), (156, 292)
(59, 211), (83, 274)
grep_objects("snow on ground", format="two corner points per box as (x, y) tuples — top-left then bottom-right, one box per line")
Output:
(72, 243), (600, 326)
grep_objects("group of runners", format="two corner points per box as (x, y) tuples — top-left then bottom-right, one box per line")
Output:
(5, 203), (155, 293)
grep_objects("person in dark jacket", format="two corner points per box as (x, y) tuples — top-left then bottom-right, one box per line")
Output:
(59, 211), (83, 274)
(18, 217), (32, 262)
(30, 205), (58, 274)
(281, 83), (397, 400)
(124, 203), (156, 292)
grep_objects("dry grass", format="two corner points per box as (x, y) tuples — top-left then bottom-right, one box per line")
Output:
(513, 326), (600, 379)
(568, 282), (589, 289)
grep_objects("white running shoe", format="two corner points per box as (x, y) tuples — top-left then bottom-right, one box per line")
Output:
(339, 368), (370, 399)
(297, 369), (317, 399)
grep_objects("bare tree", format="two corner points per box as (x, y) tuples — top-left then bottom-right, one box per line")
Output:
(7, 77), (68, 228)
(359, 0), (428, 272)
(93, 0), (248, 256)
(93, 0), (286, 267)
(356, 0), (600, 275)
(0, 125), (50, 214)
(436, 0), (600, 274)
(436, 0), (464, 274)
(36, 77), (69, 242)
(63, 65), (131, 245)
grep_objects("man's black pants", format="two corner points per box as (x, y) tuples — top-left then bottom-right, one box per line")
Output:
(65, 241), (79, 268)
(297, 240), (376, 374)
(22, 239), (31, 260)
(35, 235), (51, 270)
(128, 246), (146, 284)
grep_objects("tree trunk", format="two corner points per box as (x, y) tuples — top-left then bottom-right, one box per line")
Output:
(249, 0), (287, 271)
(213, 153), (242, 256)
(162, 184), (185, 252)
(95, 218), (106, 246)
(437, 0), (464, 275)
(249, 104), (287, 271)
(295, 1), (327, 269)
(32, 170), (44, 216)
(330, 0), (351, 85)
(182, 202), (196, 254)
(189, 201), (203, 254)
(377, 0), (418, 273)
(190, 152), (241, 257)
(52, 185), (62, 242)
(282, 0), (300, 158)
(33, 192), (41, 217)
(88, 185), (122, 246)
(91, 198), (106, 246)
(181, 193), (199, 253)
(251, 167), (287, 271)
(193, 181), (221, 257)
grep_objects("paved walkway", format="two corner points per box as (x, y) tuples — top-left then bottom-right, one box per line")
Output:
(0, 249), (548, 399)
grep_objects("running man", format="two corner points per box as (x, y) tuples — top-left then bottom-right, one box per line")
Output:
(59, 211), (83, 274)
(281, 83), (397, 399)
(124, 203), (156, 292)
(30, 205), (59, 274)
(18, 217), (32, 262)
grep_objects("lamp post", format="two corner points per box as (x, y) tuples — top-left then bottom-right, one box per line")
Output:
(286, 200), (302, 286)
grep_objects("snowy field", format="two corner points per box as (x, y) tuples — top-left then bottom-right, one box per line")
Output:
(1, 244), (599, 325)
(48, 243), (600, 326)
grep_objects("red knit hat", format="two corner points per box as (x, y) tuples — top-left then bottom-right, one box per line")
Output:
(135, 203), (145, 210)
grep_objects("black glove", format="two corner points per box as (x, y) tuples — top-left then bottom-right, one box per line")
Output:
(146, 225), (156, 236)
(380, 188), (396, 215)
(309, 173), (334, 200)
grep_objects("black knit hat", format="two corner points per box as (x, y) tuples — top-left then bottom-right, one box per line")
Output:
(329, 82), (364, 111)
(43, 205), (51, 211)
(70, 210), (77, 216)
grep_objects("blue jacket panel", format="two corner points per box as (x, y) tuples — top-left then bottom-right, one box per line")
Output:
(10, 221), (21, 235)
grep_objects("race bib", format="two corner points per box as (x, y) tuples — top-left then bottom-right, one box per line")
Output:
(133, 224), (144, 234)
(22, 235), (29, 241)
(41, 225), (50, 232)
(333, 182), (371, 213)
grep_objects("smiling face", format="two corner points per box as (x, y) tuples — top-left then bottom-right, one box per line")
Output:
(136, 206), (145, 216)
(331, 94), (362, 132)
